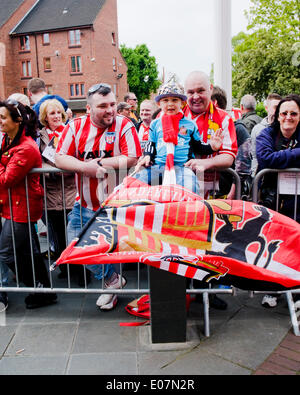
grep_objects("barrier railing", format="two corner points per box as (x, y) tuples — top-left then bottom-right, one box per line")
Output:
(252, 168), (300, 336)
(0, 167), (240, 337)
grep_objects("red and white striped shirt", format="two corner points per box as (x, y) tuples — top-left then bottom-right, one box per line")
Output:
(56, 114), (141, 211)
(138, 122), (150, 152)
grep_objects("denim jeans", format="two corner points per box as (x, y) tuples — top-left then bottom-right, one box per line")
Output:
(67, 203), (115, 281)
(134, 164), (200, 194)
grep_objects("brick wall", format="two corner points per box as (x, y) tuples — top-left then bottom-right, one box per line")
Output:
(0, 0), (37, 99)
(0, 0), (128, 107)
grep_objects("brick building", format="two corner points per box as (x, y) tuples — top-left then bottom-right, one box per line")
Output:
(0, 0), (128, 114)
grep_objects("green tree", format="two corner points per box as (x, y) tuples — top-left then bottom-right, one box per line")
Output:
(120, 44), (161, 103)
(232, 0), (300, 102)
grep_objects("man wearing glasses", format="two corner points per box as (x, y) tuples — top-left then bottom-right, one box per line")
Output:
(55, 83), (141, 311)
(124, 92), (139, 121)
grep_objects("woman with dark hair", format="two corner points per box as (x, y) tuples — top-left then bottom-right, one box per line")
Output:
(257, 94), (300, 204)
(256, 94), (300, 307)
(256, 94), (300, 207)
(0, 99), (57, 310)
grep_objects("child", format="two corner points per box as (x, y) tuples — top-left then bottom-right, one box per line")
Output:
(134, 80), (223, 194)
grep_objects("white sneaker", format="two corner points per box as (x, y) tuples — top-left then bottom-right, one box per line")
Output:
(0, 292), (8, 313)
(294, 301), (300, 311)
(262, 295), (278, 308)
(96, 274), (126, 310)
(99, 295), (118, 311)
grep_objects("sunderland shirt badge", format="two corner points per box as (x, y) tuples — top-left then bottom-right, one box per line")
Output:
(105, 132), (116, 144)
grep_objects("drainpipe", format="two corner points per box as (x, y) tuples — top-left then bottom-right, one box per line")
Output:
(34, 33), (40, 77)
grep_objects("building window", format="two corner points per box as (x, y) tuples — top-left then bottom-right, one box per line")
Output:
(46, 85), (53, 94)
(113, 84), (118, 98)
(21, 60), (32, 78)
(69, 29), (81, 46)
(69, 83), (85, 97)
(20, 36), (30, 51)
(44, 57), (51, 71)
(112, 32), (116, 45)
(113, 57), (117, 71)
(43, 33), (50, 45)
(70, 55), (82, 73)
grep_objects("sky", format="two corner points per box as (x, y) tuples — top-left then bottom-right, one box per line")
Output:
(117, 0), (252, 84)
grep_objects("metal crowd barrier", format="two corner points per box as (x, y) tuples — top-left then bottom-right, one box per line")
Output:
(0, 167), (240, 337)
(252, 168), (300, 336)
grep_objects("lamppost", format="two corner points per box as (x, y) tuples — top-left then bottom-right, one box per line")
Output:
(214, 0), (232, 111)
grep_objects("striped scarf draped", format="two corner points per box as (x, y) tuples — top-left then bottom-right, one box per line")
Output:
(47, 124), (65, 140)
(161, 112), (183, 186)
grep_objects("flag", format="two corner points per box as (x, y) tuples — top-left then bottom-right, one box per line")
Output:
(55, 178), (300, 292)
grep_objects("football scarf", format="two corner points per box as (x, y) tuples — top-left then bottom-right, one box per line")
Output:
(185, 102), (221, 143)
(47, 124), (65, 141)
(161, 112), (184, 186)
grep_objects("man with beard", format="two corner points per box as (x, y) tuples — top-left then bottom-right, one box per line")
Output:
(55, 83), (141, 310)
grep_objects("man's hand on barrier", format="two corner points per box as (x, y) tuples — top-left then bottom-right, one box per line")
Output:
(82, 159), (107, 178)
(185, 153), (234, 173)
(210, 129), (224, 152)
(185, 158), (206, 173)
(135, 155), (151, 172)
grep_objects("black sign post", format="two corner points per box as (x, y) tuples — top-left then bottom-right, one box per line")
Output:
(149, 266), (187, 343)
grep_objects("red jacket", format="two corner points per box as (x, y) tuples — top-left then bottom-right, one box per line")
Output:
(0, 132), (43, 222)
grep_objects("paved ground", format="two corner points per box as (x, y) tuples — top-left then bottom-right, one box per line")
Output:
(0, 265), (299, 376)
(1, 226), (299, 376)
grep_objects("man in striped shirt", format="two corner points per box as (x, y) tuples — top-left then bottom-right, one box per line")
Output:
(184, 71), (237, 197)
(183, 71), (238, 311)
(55, 83), (141, 310)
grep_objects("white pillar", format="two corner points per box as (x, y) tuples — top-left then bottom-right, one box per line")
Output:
(214, 0), (232, 111)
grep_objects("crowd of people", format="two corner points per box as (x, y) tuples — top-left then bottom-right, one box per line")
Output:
(0, 72), (299, 313)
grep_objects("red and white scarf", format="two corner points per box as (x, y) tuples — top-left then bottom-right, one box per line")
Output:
(47, 124), (65, 140)
(161, 112), (183, 186)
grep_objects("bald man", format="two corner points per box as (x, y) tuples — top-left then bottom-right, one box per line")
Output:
(184, 71), (237, 181)
(183, 71), (238, 310)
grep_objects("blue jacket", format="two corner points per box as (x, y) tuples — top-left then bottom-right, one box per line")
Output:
(256, 125), (300, 221)
(149, 116), (213, 166)
(256, 125), (300, 172)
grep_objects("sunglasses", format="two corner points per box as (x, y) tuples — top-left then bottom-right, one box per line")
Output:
(279, 111), (300, 118)
(88, 83), (111, 96)
(5, 99), (22, 118)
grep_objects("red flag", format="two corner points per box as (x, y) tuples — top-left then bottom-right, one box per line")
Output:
(55, 179), (300, 291)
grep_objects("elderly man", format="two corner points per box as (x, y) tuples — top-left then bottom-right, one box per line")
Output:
(137, 99), (156, 152)
(183, 71), (238, 310)
(240, 94), (262, 134)
(184, 71), (237, 195)
(55, 83), (141, 311)
(251, 93), (282, 177)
